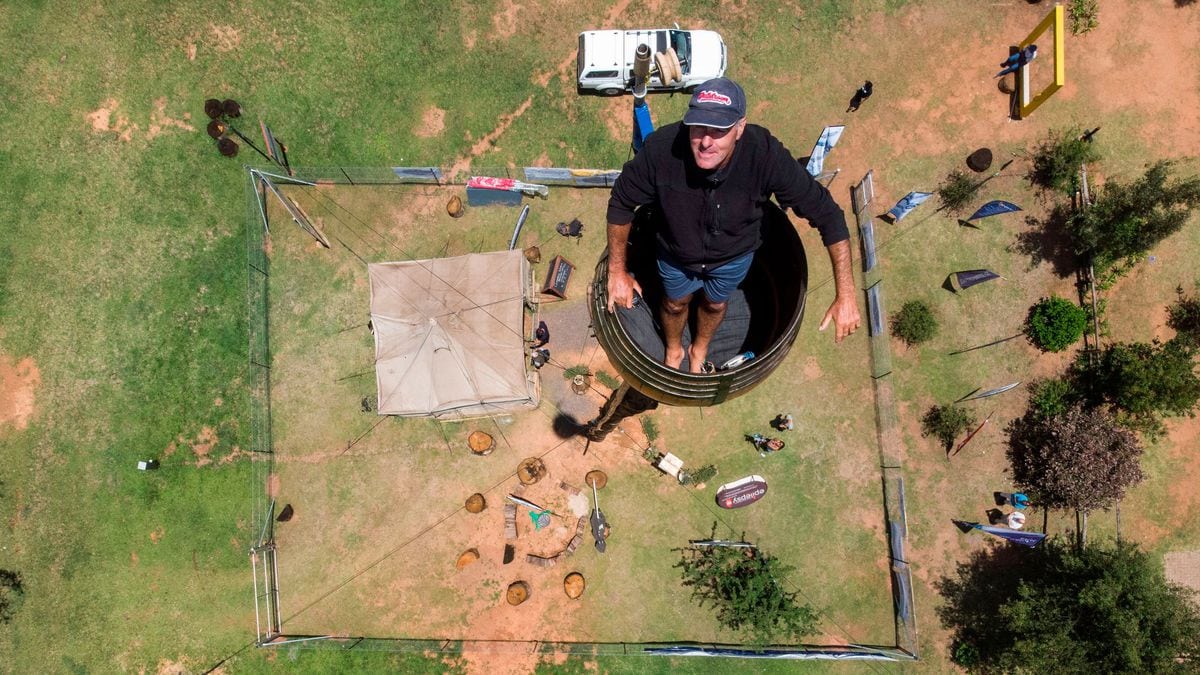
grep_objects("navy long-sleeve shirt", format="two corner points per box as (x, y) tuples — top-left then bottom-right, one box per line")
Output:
(606, 122), (849, 271)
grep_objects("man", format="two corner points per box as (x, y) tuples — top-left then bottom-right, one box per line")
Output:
(605, 77), (860, 373)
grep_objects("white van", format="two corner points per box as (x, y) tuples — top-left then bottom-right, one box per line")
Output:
(576, 29), (726, 96)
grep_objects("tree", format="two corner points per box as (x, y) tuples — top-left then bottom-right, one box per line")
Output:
(1024, 296), (1088, 352)
(1067, 161), (1200, 277)
(1168, 287), (1200, 349)
(937, 170), (982, 214)
(890, 300), (938, 346)
(1028, 127), (1100, 193)
(1077, 339), (1200, 434)
(938, 540), (1200, 673)
(676, 535), (819, 645)
(1006, 403), (1144, 512)
(1026, 377), (1078, 420)
(921, 404), (976, 452)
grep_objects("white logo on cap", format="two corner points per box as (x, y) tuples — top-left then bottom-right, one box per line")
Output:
(696, 90), (732, 106)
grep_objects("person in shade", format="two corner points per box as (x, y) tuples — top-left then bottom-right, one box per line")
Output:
(996, 44), (1037, 78)
(605, 77), (860, 373)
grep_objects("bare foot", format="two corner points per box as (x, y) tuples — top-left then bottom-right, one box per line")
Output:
(664, 346), (685, 370)
(687, 345), (707, 374)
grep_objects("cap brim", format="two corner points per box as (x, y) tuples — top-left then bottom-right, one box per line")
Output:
(682, 109), (742, 129)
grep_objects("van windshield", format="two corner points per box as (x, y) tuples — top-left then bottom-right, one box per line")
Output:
(669, 30), (691, 72)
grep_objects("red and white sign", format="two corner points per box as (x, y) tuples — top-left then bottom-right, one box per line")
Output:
(715, 475), (768, 509)
(696, 90), (732, 106)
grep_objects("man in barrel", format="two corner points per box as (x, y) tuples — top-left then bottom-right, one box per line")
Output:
(606, 77), (860, 373)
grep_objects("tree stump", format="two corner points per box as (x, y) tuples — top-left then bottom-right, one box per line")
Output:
(456, 548), (480, 570)
(564, 572), (585, 599)
(217, 137), (238, 157)
(584, 470), (608, 490)
(204, 98), (223, 119)
(206, 119), (227, 139)
(506, 581), (530, 605)
(465, 493), (486, 513)
(517, 458), (547, 485)
(447, 195), (465, 218)
(468, 431), (494, 456)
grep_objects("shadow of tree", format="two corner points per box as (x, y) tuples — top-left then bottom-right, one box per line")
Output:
(1009, 205), (1080, 278)
(935, 541), (1030, 667)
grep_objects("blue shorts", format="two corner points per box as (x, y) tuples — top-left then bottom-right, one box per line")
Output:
(657, 251), (753, 303)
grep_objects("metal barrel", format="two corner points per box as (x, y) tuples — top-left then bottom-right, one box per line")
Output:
(588, 202), (808, 407)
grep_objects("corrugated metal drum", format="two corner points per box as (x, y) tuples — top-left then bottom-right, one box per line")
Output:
(588, 202), (807, 407)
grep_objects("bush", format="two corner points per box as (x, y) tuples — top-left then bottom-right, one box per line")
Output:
(1027, 378), (1077, 420)
(676, 533), (820, 644)
(921, 404), (977, 451)
(1068, 0), (1099, 34)
(1025, 296), (1088, 352)
(937, 170), (981, 214)
(1077, 339), (1200, 435)
(891, 300), (938, 346)
(1168, 287), (1200, 348)
(594, 370), (620, 390)
(1028, 127), (1100, 193)
(562, 365), (590, 379)
(640, 416), (659, 444)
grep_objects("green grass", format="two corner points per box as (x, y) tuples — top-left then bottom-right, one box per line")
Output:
(3, 0), (1199, 672)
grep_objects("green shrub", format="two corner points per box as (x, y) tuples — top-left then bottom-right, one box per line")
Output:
(563, 365), (590, 379)
(1027, 378), (1077, 420)
(921, 404), (977, 451)
(1025, 296), (1088, 352)
(691, 464), (718, 484)
(937, 170), (981, 214)
(891, 300), (938, 346)
(595, 370), (621, 390)
(640, 416), (659, 444)
(1028, 127), (1100, 193)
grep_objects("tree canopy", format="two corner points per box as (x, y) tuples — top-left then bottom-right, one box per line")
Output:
(1077, 339), (1200, 434)
(939, 540), (1200, 673)
(1006, 403), (1144, 512)
(1068, 161), (1200, 275)
(675, 537), (819, 645)
(1024, 295), (1088, 352)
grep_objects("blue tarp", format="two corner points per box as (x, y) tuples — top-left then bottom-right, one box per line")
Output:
(967, 199), (1022, 221)
(886, 192), (932, 222)
(953, 269), (1000, 289)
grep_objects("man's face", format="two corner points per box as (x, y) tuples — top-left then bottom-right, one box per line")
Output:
(688, 119), (745, 171)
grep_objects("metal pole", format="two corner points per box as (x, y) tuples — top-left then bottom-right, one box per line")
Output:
(251, 550), (262, 641)
(509, 205), (530, 250)
(271, 544), (282, 635)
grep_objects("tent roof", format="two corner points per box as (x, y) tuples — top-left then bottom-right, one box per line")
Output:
(369, 250), (538, 418)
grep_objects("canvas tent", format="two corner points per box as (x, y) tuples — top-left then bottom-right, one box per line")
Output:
(369, 250), (539, 418)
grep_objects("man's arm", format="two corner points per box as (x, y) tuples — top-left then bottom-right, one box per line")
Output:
(606, 222), (642, 312)
(817, 239), (860, 343)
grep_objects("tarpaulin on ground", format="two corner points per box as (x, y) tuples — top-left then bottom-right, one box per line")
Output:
(886, 192), (932, 222)
(369, 250), (538, 418)
(955, 520), (1046, 548)
(953, 269), (1001, 290)
(806, 125), (845, 176)
(967, 200), (1022, 221)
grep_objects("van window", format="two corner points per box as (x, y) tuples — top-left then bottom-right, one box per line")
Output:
(670, 30), (691, 72)
(586, 70), (619, 79)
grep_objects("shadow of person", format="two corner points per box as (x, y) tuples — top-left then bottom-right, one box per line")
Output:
(846, 92), (864, 113)
(551, 413), (586, 439)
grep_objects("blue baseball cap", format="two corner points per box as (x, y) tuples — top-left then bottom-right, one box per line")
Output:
(683, 78), (747, 129)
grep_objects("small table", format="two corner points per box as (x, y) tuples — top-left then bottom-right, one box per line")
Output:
(656, 452), (684, 480)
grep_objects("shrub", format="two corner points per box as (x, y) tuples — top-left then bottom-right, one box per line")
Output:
(937, 170), (981, 214)
(1028, 127), (1100, 193)
(0, 570), (23, 623)
(562, 365), (590, 379)
(594, 370), (620, 390)
(676, 534), (819, 644)
(891, 300), (938, 346)
(1077, 340), (1200, 435)
(1168, 287), (1200, 348)
(1027, 378), (1077, 420)
(921, 404), (977, 451)
(691, 464), (718, 484)
(1068, 0), (1099, 34)
(1025, 296), (1087, 352)
(640, 416), (659, 444)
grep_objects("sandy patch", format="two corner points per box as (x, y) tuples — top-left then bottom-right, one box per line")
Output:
(267, 473), (281, 498)
(150, 527), (165, 544)
(0, 354), (40, 432)
(146, 97), (194, 140)
(490, 0), (522, 39)
(208, 24), (242, 53)
(185, 43), (197, 60)
(415, 106), (446, 138)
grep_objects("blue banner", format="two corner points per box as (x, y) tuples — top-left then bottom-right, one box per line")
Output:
(955, 520), (1046, 548)
(954, 269), (1000, 289)
(967, 200), (1022, 221)
(886, 192), (932, 222)
(806, 125), (845, 176)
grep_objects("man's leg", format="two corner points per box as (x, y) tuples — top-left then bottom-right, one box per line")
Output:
(660, 294), (692, 370)
(687, 296), (727, 373)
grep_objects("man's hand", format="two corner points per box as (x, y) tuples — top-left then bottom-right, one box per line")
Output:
(606, 270), (643, 313)
(818, 294), (861, 343)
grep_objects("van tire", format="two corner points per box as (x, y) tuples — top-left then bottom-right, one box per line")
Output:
(599, 87), (623, 97)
